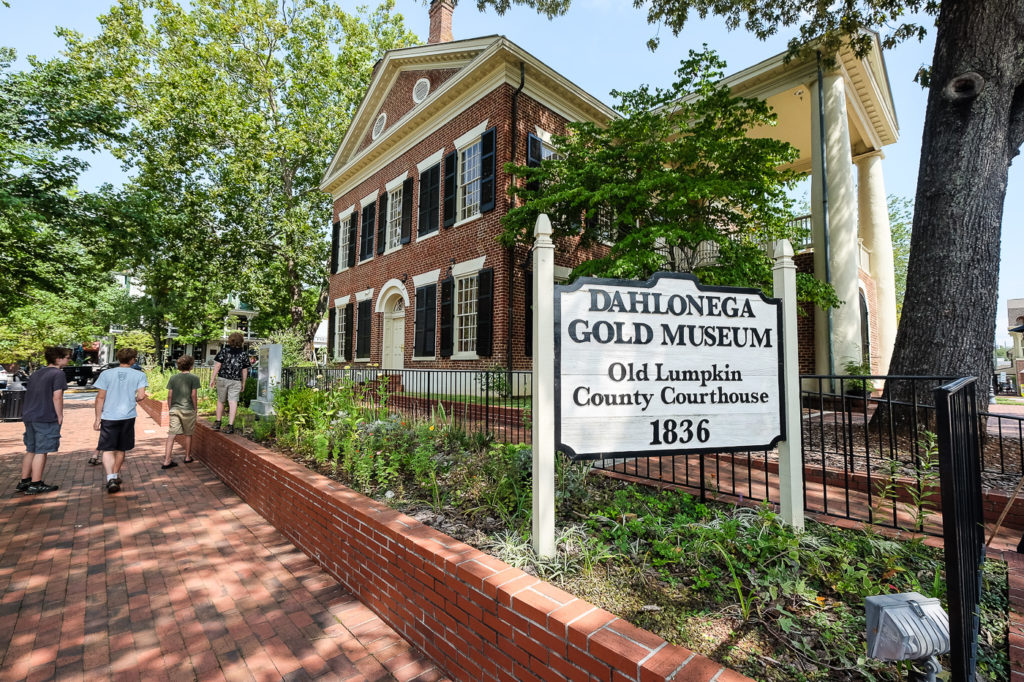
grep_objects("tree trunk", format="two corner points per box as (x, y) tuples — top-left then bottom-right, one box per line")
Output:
(301, 281), (329, 361)
(886, 0), (1024, 413)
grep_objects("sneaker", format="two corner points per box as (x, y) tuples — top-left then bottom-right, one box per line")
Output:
(223, 424), (235, 435)
(25, 481), (59, 494)
(106, 479), (120, 494)
(16, 480), (31, 492)
(113, 475), (122, 484)
(211, 421), (221, 431)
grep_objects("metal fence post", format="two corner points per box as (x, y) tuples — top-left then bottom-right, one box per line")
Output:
(935, 377), (983, 681)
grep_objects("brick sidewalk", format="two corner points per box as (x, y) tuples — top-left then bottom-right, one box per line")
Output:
(0, 394), (448, 682)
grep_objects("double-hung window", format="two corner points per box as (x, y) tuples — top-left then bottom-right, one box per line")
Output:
(458, 141), (482, 222)
(443, 123), (495, 228)
(339, 307), (352, 360)
(439, 258), (493, 360)
(386, 186), (403, 251)
(455, 274), (478, 355)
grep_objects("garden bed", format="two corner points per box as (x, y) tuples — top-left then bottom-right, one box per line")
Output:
(186, 380), (1013, 681)
(190, 422), (747, 682)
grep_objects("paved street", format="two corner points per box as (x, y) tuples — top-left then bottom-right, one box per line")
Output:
(0, 393), (447, 681)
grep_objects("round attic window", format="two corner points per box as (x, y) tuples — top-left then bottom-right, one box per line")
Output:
(371, 112), (387, 140)
(412, 78), (430, 104)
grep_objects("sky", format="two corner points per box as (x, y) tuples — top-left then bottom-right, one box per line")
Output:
(2, 0), (1021, 345)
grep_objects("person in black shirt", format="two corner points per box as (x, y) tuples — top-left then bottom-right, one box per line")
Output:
(18, 347), (70, 494)
(210, 332), (249, 434)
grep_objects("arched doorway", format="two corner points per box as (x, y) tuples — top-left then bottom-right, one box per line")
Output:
(382, 296), (405, 370)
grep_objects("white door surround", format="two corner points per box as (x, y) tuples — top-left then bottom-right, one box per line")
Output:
(382, 297), (405, 370)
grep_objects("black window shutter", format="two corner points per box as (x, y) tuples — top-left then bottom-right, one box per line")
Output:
(423, 283), (436, 356)
(526, 134), (542, 192)
(376, 191), (388, 256)
(357, 300), (371, 358)
(347, 214), (357, 268)
(524, 270), (533, 357)
(443, 151), (456, 228)
(439, 277), (454, 357)
(476, 267), (494, 357)
(344, 303), (354, 361)
(330, 220), (340, 274)
(480, 127), (496, 213)
(418, 164), (440, 236)
(361, 202), (375, 260)
(327, 307), (336, 360)
(400, 177), (414, 244)
(527, 134), (542, 167)
(414, 287), (426, 356)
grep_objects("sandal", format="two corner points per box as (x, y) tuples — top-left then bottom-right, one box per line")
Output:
(160, 461), (178, 469)
(183, 457), (195, 464)
(87, 455), (100, 465)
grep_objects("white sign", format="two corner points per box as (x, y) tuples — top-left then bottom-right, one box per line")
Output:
(556, 273), (784, 460)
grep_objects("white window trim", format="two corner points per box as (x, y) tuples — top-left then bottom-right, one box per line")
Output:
(336, 205), (355, 272)
(417, 149), (445, 174)
(412, 269), (441, 288)
(451, 256), (485, 279)
(333, 304), (348, 361)
(334, 295), (350, 307)
(358, 197), (377, 264)
(534, 126), (554, 144)
(385, 172), (408, 193)
(359, 190), (378, 207)
(384, 185), (404, 255)
(355, 288), (374, 303)
(453, 119), (489, 150)
(451, 257), (485, 361)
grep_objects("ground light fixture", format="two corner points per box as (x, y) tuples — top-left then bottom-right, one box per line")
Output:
(865, 592), (950, 681)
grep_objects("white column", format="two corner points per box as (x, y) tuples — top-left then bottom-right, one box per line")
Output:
(773, 240), (804, 529)
(856, 152), (898, 374)
(810, 72), (862, 375)
(532, 214), (555, 558)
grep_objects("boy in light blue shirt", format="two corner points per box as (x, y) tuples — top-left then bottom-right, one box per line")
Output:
(93, 347), (148, 494)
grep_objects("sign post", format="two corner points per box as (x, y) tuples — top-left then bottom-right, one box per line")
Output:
(773, 240), (805, 529)
(532, 215), (556, 558)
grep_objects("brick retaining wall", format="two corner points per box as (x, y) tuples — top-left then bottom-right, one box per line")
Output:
(139, 395), (168, 426)
(191, 424), (751, 682)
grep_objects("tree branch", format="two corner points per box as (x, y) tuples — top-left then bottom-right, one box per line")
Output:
(1009, 82), (1024, 160)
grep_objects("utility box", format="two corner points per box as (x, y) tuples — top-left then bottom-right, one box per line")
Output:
(250, 344), (281, 417)
(865, 592), (950, 662)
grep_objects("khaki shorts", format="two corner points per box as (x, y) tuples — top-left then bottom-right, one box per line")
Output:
(168, 408), (197, 436)
(216, 377), (242, 403)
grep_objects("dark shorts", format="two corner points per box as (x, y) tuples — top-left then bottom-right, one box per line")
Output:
(97, 418), (136, 453)
(24, 421), (61, 454)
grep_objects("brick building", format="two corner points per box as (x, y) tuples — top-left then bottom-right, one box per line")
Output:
(319, 1), (901, 382)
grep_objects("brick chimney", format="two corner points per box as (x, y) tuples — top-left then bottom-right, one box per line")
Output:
(428, 0), (454, 44)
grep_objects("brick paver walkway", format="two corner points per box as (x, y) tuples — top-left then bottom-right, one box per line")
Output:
(0, 393), (447, 682)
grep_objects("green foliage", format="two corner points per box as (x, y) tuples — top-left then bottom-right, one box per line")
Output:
(502, 47), (833, 312)
(252, 381), (1007, 681)
(254, 330), (314, 368)
(113, 329), (157, 362)
(841, 359), (874, 395)
(59, 0), (417, 346)
(888, 195), (913, 320)
(0, 47), (126, 315)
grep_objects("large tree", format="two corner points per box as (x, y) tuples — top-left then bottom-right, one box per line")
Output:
(502, 48), (837, 310)
(0, 47), (125, 314)
(482, 0), (1024, 402)
(60, 0), (417, 351)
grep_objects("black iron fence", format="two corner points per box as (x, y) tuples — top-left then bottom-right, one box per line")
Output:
(283, 367), (532, 444)
(274, 367), (1024, 537)
(935, 377), (984, 680)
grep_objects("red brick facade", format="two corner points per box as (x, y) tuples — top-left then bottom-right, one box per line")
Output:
(356, 68), (460, 155)
(329, 79), (605, 372)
